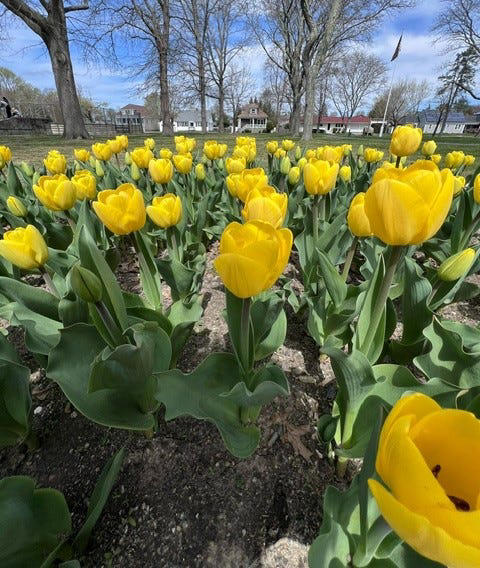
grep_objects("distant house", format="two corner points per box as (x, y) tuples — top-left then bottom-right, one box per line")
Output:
(237, 102), (268, 132)
(115, 104), (147, 131)
(158, 110), (214, 132)
(464, 110), (480, 134)
(276, 114), (371, 134)
(402, 110), (468, 134)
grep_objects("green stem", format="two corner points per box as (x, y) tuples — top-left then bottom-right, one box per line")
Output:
(312, 196), (320, 244)
(41, 267), (59, 297)
(361, 246), (404, 357)
(94, 300), (124, 347)
(167, 227), (181, 262)
(239, 297), (252, 379)
(64, 209), (76, 231)
(132, 233), (163, 312)
(342, 237), (358, 281)
(395, 155), (401, 168)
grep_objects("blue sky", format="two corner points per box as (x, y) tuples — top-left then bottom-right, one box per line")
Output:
(1, 0), (456, 110)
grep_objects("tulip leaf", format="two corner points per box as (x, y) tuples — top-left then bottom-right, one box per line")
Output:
(6, 162), (23, 196)
(78, 226), (128, 331)
(166, 299), (203, 366)
(155, 352), (261, 457)
(254, 308), (287, 361)
(133, 230), (163, 311)
(0, 276), (60, 321)
(73, 447), (125, 553)
(317, 249), (347, 309)
(0, 357), (31, 449)
(47, 323), (156, 430)
(156, 256), (196, 301)
(415, 317), (480, 388)
(250, 293), (287, 360)
(0, 476), (72, 568)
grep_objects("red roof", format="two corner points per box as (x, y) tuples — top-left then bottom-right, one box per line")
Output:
(120, 104), (147, 115)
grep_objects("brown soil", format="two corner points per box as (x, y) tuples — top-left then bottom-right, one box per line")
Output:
(0, 245), (337, 568)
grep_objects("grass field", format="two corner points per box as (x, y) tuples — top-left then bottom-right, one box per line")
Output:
(2, 130), (480, 167)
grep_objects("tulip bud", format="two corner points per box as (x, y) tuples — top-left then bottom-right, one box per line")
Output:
(32, 172), (41, 186)
(6, 196), (27, 218)
(69, 264), (103, 303)
(297, 157), (307, 171)
(453, 176), (466, 196)
(124, 151), (132, 165)
(339, 165), (351, 182)
(437, 248), (475, 282)
(95, 159), (104, 177)
(357, 144), (364, 157)
(288, 166), (300, 186)
(294, 146), (302, 161)
(422, 140), (437, 157)
(20, 161), (34, 178)
(474, 173), (480, 204)
(280, 156), (291, 175)
(130, 162), (141, 181)
(464, 154), (475, 167)
(431, 154), (441, 165)
(195, 163), (206, 181)
(89, 156), (96, 168)
(0, 155), (4, 170)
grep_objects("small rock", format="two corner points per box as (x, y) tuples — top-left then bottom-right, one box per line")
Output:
(261, 538), (308, 568)
(33, 406), (43, 415)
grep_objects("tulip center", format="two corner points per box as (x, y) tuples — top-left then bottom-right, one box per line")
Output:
(432, 464), (471, 511)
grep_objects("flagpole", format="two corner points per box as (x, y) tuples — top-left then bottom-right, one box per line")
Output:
(379, 61), (397, 137)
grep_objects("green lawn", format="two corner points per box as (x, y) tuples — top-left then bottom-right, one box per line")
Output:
(2, 130), (480, 168)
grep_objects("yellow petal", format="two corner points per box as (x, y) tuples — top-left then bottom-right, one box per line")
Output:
(214, 253), (270, 298)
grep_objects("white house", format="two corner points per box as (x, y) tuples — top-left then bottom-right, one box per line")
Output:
(314, 115), (371, 135)
(159, 110), (214, 132)
(236, 102), (268, 132)
(405, 111), (468, 135)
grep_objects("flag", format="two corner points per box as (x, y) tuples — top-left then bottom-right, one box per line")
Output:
(391, 34), (403, 61)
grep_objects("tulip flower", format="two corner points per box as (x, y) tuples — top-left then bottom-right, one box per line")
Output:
(474, 174), (480, 204)
(116, 134), (129, 151)
(431, 154), (441, 165)
(274, 148), (286, 159)
(93, 183), (146, 235)
(369, 393), (480, 568)
(294, 145), (302, 160)
(71, 170), (97, 200)
(390, 125), (422, 157)
(21, 162), (33, 178)
(363, 148), (384, 164)
(95, 159), (105, 178)
(107, 138), (123, 155)
(124, 151), (132, 165)
(422, 140), (437, 157)
(303, 159), (339, 196)
(214, 220), (292, 298)
(144, 137), (156, 150)
(266, 141), (279, 155)
(130, 162), (141, 182)
(464, 154), (475, 167)
(445, 151), (465, 170)
(147, 194), (182, 229)
(33, 174), (77, 211)
(317, 145), (344, 164)
(204, 140), (223, 160)
(226, 168), (269, 202)
(364, 160), (454, 246)
(339, 165), (351, 182)
(342, 144), (352, 155)
(44, 150), (67, 175)
(0, 145), (12, 164)
(74, 148), (90, 162)
(91, 143), (112, 162)
(195, 163), (206, 181)
(454, 175), (466, 196)
(288, 166), (300, 186)
(438, 248), (475, 281)
(173, 153), (193, 174)
(347, 193), (372, 238)
(282, 139), (295, 151)
(159, 148), (173, 160)
(175, 136), (196, 154)
(0, 224), (48, 270)
(148, 158), (174, 185)
(242, 187), (287, 229)
(6, 196), (27, 218)
(305, 149), (316, 160)
(226, 157), (246, 174)
(280, 156), (291, 175)
(297, 157), (307, 171)
(130, 147), (153, 169)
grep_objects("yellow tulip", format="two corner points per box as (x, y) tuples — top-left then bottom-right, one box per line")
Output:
(274, 148), (286, 159)
(295, 145), (302, 160)
(175, 136), (196, 154)
(147, 194), (182, 228)
(116, 134), (129, 151)
(195, 163), (206, 181)
(226, 157), (246, 174)
(130, 147), (153, 169)
(130, 162), (141, 182)
(214, 220), (292, 298)
(422, 140), (437, 157)
(445, 151), (465, 170)
(305, 149), (316, 160)
(364, 160), (454, 245)
(0, 224), (48, 270)
(74, 148), (90, 162)
(144, 137), (156, 150)
(339, 165), (351, 182)
(124, 151), (132, 165)
(464, 154), (475, 167)
(0, 145), (12, 164)
(347, 193), (372, 237)
(0, 154), (5, 170)
(71, 170), (97, 200)
(280, 156), (291, 175)
(91, 143), (112, 162)
(226, 167), (269, 202)
(454, 175), (466, 196)
(107, 138), (123, 154)
(93, 183), (146, 235)
(316, 145), (344, 164)
(303, 160), (339, 196)
(438, 248), (475, 281)
(282, 139), (295, 151)
(6, 196), (27, 218)
(33, 174), (76, 211)
(474, 174), (480, 204)
(204, 140), (223, 160)
(266, 141), (279, 155)
(173, 153), (193, 174)
(297, 157), (307, 171)
(390, 125), (422, 157)
(95, 159), (105, 178)
(242, 187), (288, 228)
(288, 166), (300, 185)
(342, 144), (352, 155)
(364, 148), (384, 163)
(159, 148), (173, 160)
(148, 158), (174, 185)
(369, 393), (480, 568)
(44, 150), (67, 175)
(431, 154), (442, 165)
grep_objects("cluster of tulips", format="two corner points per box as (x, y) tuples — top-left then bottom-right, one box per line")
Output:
(1, 125), (480, 568)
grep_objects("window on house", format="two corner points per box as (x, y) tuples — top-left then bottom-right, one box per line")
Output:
(250, 108), (257, 115)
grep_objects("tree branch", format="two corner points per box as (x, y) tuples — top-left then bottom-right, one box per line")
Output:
(0, 0), (48, 35)
(64, 2), (89, 14)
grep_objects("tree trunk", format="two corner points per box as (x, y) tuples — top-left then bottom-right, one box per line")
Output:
(218, 79), (225, 133)
(302, 68), (316, 141)
(159, 0), (173, 134)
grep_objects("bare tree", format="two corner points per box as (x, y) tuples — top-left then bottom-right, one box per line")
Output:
(433, 0), (480, 57)
(0, 0), (90, 138)
(225, 63), (251, 133)
(205, 2), (247, 132)
(328, 50), (386, 131)
(263, 59), (291, 122)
